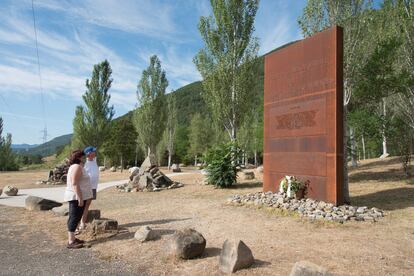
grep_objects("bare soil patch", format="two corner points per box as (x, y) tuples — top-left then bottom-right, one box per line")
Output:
(2, 159), (414, 275)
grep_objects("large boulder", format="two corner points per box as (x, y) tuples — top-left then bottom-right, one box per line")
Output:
(99, 166), (106, 172)
(52, 204), (69, 216)
(3, 185), (18, 196)
(219, 239), (254, 273)
(134, 226), (159, 242)
(139, 154), (157, 175)
(129, 166), (139, 177)
(289, 261), (331, 276)
(109, 166), (117, 172)
(25, 196), (62, 211)
(170, 228), (206, 259)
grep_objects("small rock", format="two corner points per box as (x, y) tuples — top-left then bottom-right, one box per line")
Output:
(170, 228), (206, 259)
(25, 196), (62, 211)
(290, 261), (331, 276)
(93, 219), (118, 234)
(86, 209), (101, 222)
(357, 207), (367, 213)
(219, 239), (254, 273)
(171, 164), (181, 173)
(3, 185), (18, 196)
(241, 171), (255, 180)
(134, 226), (159, 242)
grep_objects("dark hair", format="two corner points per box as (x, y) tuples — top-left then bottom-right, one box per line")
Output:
(69, 150), (85, 165)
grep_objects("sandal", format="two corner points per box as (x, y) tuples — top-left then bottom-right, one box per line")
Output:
(75, 238), (85, 244)
(67, 240), (83, 249)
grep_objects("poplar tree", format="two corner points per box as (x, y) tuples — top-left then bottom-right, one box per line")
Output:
(73, 60), (115, 151)
(194, 0), (259, 141)
(134, 55), (168, 156)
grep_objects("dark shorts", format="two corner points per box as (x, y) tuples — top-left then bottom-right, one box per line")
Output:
(92, 189), (97, 200)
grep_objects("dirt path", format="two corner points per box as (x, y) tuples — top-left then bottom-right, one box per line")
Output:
(0, 206), (144, 276)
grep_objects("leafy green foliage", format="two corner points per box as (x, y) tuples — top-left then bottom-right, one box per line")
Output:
(204, 142), (241, 188)
(194, 0), (260, 141)
(188, 113), (213, 164)
(0, 117), (19, 171)
(73, 60), (115, 151)
(102, 117), (138, 167)
(134, 55), (168, 156)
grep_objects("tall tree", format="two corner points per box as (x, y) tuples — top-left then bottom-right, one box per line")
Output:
(298, 0), (373, 203)
(194, 0), (259, 141)
(134, 55), (168, 156)
(73, 60), (115, 152)
(165, 93), (178, 170)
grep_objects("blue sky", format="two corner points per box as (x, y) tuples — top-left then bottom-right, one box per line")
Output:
(0, 0), (305, 144)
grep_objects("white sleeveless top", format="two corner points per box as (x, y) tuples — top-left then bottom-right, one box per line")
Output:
(64, 164), (93, 202)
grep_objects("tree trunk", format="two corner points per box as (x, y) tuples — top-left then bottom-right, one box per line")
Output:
(120, 155), (123, 173)
(254, 150), (258, 166)
(361, 134), (366, 160)
(194, 155), (197, 167)
(350, 127), (357, 168)
(168, 151), (172, 171)
(343, 106), (350, 204)
(104, 156), (107, 168)
(380, 98), (389, 159)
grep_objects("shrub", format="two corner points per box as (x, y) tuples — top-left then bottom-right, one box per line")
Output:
(204, 142), (241, 188)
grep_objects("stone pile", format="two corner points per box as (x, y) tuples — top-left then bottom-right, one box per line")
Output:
(116, 154), (183, 192)
(48, 160), (70, 184)
(228, 191), (385, 222)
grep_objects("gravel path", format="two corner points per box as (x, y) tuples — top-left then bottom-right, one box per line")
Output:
(0, 206), (146, 276)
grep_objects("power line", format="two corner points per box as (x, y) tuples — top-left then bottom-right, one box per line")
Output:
(31, 0), (48, 145)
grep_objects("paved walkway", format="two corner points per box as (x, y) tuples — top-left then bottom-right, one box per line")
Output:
(0, 172), (190, 208)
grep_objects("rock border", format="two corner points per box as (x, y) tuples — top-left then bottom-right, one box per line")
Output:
(227, 192), (385, 222)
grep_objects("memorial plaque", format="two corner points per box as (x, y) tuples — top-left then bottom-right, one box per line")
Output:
(263, 26), (344, 205)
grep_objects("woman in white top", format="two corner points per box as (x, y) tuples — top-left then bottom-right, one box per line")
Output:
(64, 150), (93, 249)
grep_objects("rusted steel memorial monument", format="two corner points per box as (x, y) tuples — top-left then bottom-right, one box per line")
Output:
(263, 26), (344, 205)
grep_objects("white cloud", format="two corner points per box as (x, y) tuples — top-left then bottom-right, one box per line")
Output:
(35, 0), (180, 40)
